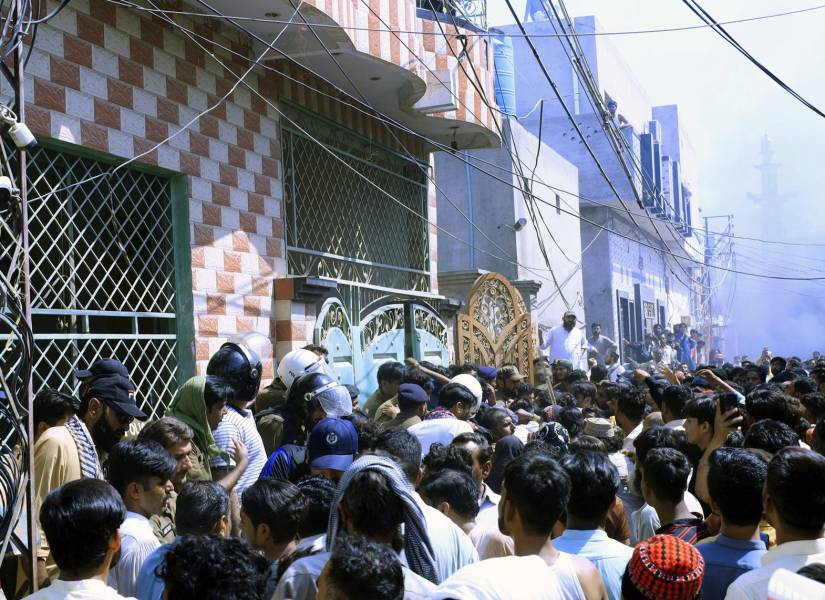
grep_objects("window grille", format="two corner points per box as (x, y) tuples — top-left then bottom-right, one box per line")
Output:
(0, 144), (186, 420)
(282, 110), (431, 293)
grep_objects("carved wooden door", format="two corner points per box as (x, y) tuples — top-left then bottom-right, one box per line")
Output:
(456, 273), (534, 381)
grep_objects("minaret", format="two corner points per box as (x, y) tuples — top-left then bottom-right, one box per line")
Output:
(747, 135), (790, 234)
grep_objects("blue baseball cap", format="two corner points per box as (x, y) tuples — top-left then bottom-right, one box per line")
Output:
(478, 366), (497, 381)
(398, 383), (428, 405)
(308, 418), (358, 472)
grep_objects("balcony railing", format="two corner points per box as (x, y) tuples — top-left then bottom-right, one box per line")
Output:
(417, 0), (487, 32)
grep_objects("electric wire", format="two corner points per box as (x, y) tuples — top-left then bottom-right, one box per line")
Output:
(526, 0), (705, 297)
(27, 2), (305, 203)
(197, 0), (559, 287)
(134, 0), (571, 280)
(105, 0), (825, 250)
(103, 0), (825, 38)
(188, 0), (578, 299)
(36, 2), (825, 281)
(682, 0), (825, 120)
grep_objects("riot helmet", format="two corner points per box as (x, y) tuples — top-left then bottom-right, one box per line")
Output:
(277, 348), (329, 390)
(206, 341), (262, 403)
(286, 371), (352, 419)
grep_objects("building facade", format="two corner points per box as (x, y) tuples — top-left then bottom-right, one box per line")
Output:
(434, 118), (584, 326)
(2, 0), (500, 410)
(500, 14), (703, 352)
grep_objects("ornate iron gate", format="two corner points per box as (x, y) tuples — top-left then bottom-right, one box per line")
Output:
(0, 145), (190, 419)
(314, 298), (355, 387)
(456, 273), (534, 380)
(411, 303), (450, 366)
(314, 294), (453, 400)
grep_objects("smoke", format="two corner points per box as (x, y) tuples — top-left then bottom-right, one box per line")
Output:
(488, 1), (825, 360)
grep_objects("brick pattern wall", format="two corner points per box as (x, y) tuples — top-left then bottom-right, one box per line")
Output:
(12, 0), (293, 378)
(12, 0), (461, 383)
(300, 0), (499, 135)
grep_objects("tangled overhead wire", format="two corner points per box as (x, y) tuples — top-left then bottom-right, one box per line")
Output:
(0, 287), (32, 560)
(0, 151), (28, 565)
(0, 0), (42, 560)
(0, 0), (72, 77)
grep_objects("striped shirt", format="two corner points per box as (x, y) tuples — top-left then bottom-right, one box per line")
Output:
(212, 405), (267, 499)
(656, 518), (711, 545)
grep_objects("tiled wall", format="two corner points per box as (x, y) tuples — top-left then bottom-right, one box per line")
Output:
(14, 0), (460, 381)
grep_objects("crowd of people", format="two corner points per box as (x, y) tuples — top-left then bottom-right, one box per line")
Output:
(19, 316), (825, 600)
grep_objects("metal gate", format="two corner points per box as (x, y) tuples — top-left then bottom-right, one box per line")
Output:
(314, 298), (355, 387)
(283, 105), (450, 397)
(411, 303), (450, 366)
(0, 144), (191, 419)
(357, 303), (407, 397)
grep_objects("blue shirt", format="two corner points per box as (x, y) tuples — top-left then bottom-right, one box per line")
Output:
(697, 534), (767, 600)
(135, 543), (172, 600)
(675, 333), (695, 370)
(553, 529), (633, 600)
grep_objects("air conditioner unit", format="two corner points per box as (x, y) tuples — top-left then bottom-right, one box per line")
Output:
(413, 69), (458, 114)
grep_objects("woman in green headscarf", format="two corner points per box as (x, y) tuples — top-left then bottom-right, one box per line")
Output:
(166, 375), (248, 490)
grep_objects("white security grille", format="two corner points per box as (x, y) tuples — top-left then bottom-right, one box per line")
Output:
(0, 145), (183, 419)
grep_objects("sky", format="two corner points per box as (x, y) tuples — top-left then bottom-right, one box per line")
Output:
(488, 0), (825, 358)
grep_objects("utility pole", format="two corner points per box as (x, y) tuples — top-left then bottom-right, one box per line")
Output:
(703, 214), (734, 359)
(704, 216), (712, 353)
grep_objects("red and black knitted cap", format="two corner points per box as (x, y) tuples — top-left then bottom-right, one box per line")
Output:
(627, 535), (705, 600)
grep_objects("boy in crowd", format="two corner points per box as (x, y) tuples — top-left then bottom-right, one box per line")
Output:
(642, 448), (710, 545)
(698, 448), (768, 600)
(136, 480), (231, 600)
(726, 448), (825, 600)
(24, 480), (129, 600)
(106, 440), (175, 597)
(241, 479), (308, 597)
(556, 452), (633, 600)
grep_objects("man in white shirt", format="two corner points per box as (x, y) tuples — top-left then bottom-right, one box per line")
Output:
(726, 448), (825, 600)
(661, 335), (677, 366)
(498, 452), (607, 600)
(24, 479), (132, 600)
(540, 311), (588, 371)
(660, 384), (690, 431)
(105, 440), (175, 598)
(408, 375), (481, 459)
(208, 342), (267, 500)
(605, 351), (626, 384)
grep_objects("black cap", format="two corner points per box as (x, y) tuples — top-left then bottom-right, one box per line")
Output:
(86, 374), (147, 420)
(74, 358), (130, 381)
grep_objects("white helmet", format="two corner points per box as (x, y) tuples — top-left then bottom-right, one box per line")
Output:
(450, 374), (483, 417)
(276, 348), (329, 390)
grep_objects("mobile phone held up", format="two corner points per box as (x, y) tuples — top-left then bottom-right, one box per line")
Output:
(717, 392), (744, 415)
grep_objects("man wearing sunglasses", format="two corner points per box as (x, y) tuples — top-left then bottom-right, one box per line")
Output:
(33, 358), (147, 587)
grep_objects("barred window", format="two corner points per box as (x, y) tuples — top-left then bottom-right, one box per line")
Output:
(282, 109), (430, 293)
(0, 144), (191, 420)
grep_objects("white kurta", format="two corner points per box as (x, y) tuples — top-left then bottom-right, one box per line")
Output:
(541, 325), (587, 370)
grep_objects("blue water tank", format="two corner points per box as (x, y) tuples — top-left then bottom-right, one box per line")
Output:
(490, 31), (516, 117)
